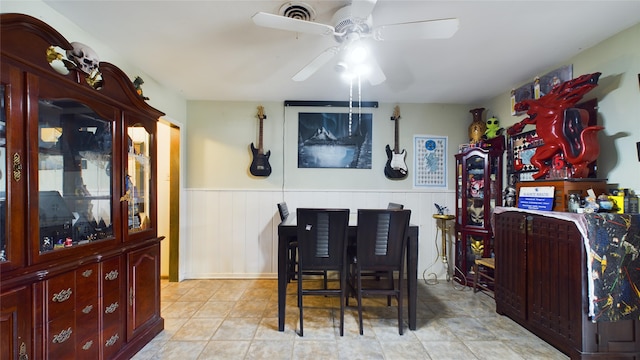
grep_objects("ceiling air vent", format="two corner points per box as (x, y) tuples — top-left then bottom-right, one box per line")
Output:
(279, 2), (316, 21)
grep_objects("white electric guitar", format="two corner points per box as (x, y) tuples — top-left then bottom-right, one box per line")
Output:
(384, 106), (408, 179)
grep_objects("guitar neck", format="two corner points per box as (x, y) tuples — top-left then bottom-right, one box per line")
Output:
(258, 117), (264, 155)
(394, 115), (400, 153)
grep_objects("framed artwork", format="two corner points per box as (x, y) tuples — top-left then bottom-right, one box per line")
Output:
(297, 111), (372, 168)
(508, 129), (543, 181)
(511, 64), (573, 115)
(537, 65), (573, 98)
(511, 83), (533, 115)
(413, 135), (447, 187)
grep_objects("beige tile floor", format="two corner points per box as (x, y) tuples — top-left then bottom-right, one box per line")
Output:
(131, 278), (569, 360)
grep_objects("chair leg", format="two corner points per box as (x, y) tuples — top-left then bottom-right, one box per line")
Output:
(339, 271), (345, 336)
(288, 246), (298, 282)
(357, 270), (364, 335)
(473, 261), (480, 293)
(298, 270), (304, 336)
(398, 273), (404, 335)
(323, 271), (328, 289)
(387, 271), (393, 306)
(346, 263), (354, 307)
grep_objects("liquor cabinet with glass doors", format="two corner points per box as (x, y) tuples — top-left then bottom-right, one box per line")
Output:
(454, 143), (503, 285)
(0, 14), (164, 359)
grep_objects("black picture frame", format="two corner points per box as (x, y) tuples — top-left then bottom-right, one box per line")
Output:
(297, 112), (373, 169)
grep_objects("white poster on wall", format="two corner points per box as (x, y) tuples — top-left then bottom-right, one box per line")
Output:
(413, 135), (447, 188)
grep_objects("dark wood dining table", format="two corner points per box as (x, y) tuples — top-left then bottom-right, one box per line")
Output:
(277, 213), (419, 332)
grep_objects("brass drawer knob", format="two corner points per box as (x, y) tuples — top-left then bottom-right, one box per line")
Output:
(105, 333), (119, 347)
(52, 327), (72, 344)
(82, 340), (93, 350)
(105, 270), (119, 281)
(52, 288), (72, 303)
(105, 302), (119, 314)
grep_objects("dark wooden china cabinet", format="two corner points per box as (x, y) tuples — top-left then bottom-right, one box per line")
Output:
(454, 144), (503, 284)
(0, 13), (164, 359)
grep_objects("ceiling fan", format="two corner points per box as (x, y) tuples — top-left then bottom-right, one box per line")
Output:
(252, 0), (459, 85)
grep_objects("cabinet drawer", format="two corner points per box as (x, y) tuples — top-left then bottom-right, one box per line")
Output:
(103, 291), (123, 330)
(46, 315), (75, 359)
(77, 333), (99, 359)
(76, 300), (99, 336)
(75, 264), (99, 303)
(102, 324), (123, 359)
(46, 272), (75, 319)
(102, 257), (122, 294)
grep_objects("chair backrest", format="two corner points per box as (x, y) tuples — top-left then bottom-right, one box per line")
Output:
(356, 209), (411, 271)
(387, 202), (404, 210)
(296, 208), (349, 272)
(277, 202), (290, 221)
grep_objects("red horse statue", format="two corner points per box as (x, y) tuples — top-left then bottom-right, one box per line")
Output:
(507, 72), (603, 179)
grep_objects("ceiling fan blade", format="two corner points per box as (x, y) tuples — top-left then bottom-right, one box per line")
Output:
(367, 56), (386, 86)
(373, 18), (459, 41)
(292, 46), (341, 82)
(350, 0), (378, 22)
(252, 12), (335, 36)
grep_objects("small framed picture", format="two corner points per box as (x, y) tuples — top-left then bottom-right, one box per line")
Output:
(511, 83), (533, 115)
(507, 130), (543, 180)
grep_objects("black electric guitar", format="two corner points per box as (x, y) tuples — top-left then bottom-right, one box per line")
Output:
(384, 106), (408, 179)
(249, 106), (272, 177)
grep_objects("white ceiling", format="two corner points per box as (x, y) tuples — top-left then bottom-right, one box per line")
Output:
(42, 0), (640, 104)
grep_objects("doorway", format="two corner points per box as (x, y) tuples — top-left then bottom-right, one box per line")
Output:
(158, 120), (180, 282)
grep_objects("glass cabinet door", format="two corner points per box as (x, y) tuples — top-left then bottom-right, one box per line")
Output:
(37, 99), (114, 254)
(1, 85), (7, 263)
(465, 154), (486, 228)
(126, 123), (152, 236)
(1, 64), (26, 271)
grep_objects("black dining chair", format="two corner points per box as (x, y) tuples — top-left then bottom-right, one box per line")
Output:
(278, 202), (328, 287)
(296, 208), (349, 337)
(358, 203), (405, 285)
(387, 202), (404, 210)
(277, 202), (290, 221)
(278, 202), (297, 283)
(349, 208), (411, 335)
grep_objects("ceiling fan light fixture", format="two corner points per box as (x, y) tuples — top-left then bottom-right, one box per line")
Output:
(255, 0), (455, 85)
(354, 63), (371, 77)
(347, 44), (368, 64)
(340, 63), (371, 83)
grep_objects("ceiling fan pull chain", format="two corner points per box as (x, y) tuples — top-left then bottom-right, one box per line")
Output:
(349, 78), (353, 137)
(358, 75), (362, 126)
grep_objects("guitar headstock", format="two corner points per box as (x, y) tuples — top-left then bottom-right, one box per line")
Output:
(257, 105), (266, 120)
(391, 105), (401, 121)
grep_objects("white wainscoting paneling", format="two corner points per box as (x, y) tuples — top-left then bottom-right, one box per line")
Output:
(184, 189), (456, 281)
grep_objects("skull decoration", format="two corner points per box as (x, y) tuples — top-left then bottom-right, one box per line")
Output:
(66, 42), (100, 74)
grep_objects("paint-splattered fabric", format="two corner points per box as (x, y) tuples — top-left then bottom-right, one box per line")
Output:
(587, 213), (640, 322)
